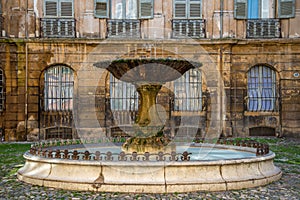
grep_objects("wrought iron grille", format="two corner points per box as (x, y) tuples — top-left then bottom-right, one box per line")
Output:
(41, 18), (76, 38)
(246, 19), (280, 38)
(107, 19), (140, 38)
(110, 74), (138, 111)
(44, 65), (74, 111)
(247, 66), (278, 112)
(0, 68), (4, 111)
(41, 66), (74, 139)
(174, 69), (202, 111)
(45, 127), (73, 140)
(172, 19), (206, 38)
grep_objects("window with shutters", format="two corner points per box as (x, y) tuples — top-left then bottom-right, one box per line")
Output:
(173, 0), (202, 19)
(247, 65), (278, 112)
(174, 69), (202, 111)
(0, 68), (5, 112)
(172, 0), (205, 38)
(234, 0), (293, 38)
(95, 0), (153, 19)
(95, 0), (153, 38)
(41, 0), (75, 37)
(234, 0), (295, 19)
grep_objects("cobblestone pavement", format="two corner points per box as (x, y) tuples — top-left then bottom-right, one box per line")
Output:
(0, 141), (299, 199)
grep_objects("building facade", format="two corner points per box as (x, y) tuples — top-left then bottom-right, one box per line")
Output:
(0, 0), (299, 141)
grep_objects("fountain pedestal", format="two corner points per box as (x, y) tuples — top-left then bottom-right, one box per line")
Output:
(122, 84), (174, 153)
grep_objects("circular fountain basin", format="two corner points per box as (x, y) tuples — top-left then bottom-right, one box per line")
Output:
(17, 143), (281, 193)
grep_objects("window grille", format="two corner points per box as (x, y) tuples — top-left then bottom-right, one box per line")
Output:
(44, 66), (74, 111)
(0, 69), (4, 111)
(110, 74), (138, 111)
(247, 19), (280, 38)
(46, 127), (73, 139)
(172, 19), (205, 38)
(247, 66), (277, 112)
(107, 19), (140, 38)
(174, 69), (202, 111)
(41, 18), (75, 37)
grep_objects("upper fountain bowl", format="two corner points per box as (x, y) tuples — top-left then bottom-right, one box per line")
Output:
(94, 59), (202, 85)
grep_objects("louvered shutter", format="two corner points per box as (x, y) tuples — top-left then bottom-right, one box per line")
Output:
(174, 0), (187, 18)
(45, 0), (58, 17)
(60, 0), (73, 17)
(139, 0), (153, 19)
(95, 0), (109, 18)
(234, 0), (247, 19)
(189, 0), (201, 18)
(278, 0), (295, 18)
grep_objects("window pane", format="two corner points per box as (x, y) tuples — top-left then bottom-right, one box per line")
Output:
(111, 0), (123, 19)
(261, 0), (270, 18)
(44, 66), (74, 111)
(247, 65), (276, 111)
(248, 0), (259, 19)
(174, 69), (202, 111)
(126, 0), (137, 19)
(110, 74), (138, 111)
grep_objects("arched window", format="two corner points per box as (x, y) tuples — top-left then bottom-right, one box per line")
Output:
(247, 65), (276, 111)
(110, 74), (138, 111)
(0, 68), (4, 111)
(174, 69), (202, 111)
(44, 65), (74, 111)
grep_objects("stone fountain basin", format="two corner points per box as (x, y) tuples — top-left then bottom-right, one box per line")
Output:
(17, 143), (281, 193)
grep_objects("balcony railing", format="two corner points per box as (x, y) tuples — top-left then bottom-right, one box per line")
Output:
(41, 18), (76, 38)
(172, 19), (206, 38)
(107, 20), (140, 38)
(247, 19), (280, 38)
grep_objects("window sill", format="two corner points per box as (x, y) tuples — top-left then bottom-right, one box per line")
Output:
(244, 111), (279, 116)
(172, 111), (206, 117)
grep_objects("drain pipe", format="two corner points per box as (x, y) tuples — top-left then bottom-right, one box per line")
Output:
(220, 0), (224, 38)
(25, 43), (28, 140)
(25, 0), (29, 38)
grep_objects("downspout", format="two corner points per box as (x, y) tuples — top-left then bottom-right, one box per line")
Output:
(23, 0), (29, 141)
(25, 0), (29, 38)
(220, 0), (224, 38)
(219, 47), (224, 137)
(25, 43), (28, 141)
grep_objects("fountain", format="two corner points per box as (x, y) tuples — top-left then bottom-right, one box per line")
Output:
(17, 57), (281, 193)
(100, 58), (200, 153)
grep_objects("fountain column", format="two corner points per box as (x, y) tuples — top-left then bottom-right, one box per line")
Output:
(135, 84), (163, 135)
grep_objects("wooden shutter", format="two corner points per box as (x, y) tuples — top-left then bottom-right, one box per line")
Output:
(234, 0), (247, 19)
(45, 0), (58, 16)
(174, 0), (187, 18)
(189, 0), (202, 18)
(278, 0), (295, 18)
(139, 0), (153, 19)
(95, 0), (109, 18)
(60, 0), (73, 17)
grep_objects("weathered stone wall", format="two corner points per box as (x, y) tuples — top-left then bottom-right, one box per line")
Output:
(0, 0), (299, 140)
(0, 39), (299, 140)
(1, 0), (300, 39)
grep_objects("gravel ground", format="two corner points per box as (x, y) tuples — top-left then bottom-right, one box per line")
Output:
(0, 139), (299, 200)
